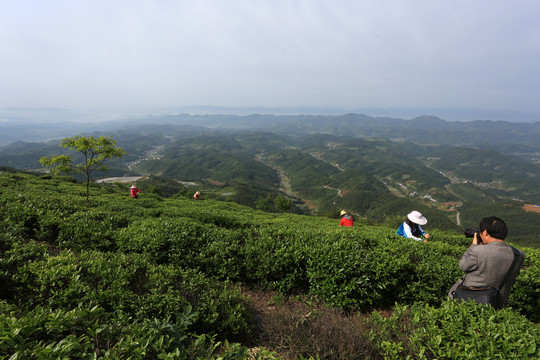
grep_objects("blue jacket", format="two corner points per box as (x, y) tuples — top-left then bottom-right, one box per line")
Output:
(396, 222), (425, 241)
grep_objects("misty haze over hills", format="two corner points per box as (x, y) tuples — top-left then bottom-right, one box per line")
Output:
(1, 106), (539, 146)
(2, 105), (540, 122)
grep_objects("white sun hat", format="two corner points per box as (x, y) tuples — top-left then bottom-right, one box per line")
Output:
(407, 210), (427, 225)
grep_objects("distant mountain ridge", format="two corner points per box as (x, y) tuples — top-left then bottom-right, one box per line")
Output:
(4, 105), (539, 120)
(132, 113), (540, 149)
(2, 109), (539, 147)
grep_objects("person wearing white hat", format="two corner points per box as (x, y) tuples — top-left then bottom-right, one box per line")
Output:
(396, 210), (430, 242)
(130, 184), (141, 198)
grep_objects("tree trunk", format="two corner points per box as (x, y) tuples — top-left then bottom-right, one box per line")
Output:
(86, 171), (90, 203)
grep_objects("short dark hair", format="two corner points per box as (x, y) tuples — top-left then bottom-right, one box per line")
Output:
(479, 216), (508, 240)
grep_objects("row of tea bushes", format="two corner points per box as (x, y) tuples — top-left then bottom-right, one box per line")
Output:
(2, 172), (539, 321)
(369, 301), (539, 359)
(3, 241), (251, 340)
(0, 301), (278, 359)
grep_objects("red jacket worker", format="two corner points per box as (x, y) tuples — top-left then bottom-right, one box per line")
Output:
(130, 185), (141, 198)
(339, 210), (354, 227)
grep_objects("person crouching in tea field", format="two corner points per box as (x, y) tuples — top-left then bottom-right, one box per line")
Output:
(130, 185), (141, 198)
(193, 191), (202, 200)
(339, 209), (354, 227)
(396, 210), (430, 242)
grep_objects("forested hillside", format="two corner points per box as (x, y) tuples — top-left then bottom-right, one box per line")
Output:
(1, 171), (538, 359)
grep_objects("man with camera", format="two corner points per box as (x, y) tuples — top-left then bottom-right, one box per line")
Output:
(448, 216), (525, 308)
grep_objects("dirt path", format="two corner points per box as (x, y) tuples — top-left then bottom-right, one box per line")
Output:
(255, 154), (318, 210)
(275, 166), (293, 196)
(96, 176), (147, 184)
(324, 185), (343, 197)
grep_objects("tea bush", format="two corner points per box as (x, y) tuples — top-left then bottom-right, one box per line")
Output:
(56, 210), (127, 251)
(307, 232), (386, 308)
(12, 250), (251, 340)
(368, 301), (539, 359)
(116, 217), (252, 282)
(0, 240), (48, 301)
(510, 249), (540, 319)
(0, 301), (268, 359)
(243, 226), (315, 293)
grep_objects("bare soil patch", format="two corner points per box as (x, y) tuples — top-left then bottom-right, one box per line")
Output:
(242, 288), (381, 360)
(208, 179), (226, 185)
(523, 204), (540, 213)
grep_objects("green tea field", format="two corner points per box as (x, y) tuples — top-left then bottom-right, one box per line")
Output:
(1, 171), (538, 359)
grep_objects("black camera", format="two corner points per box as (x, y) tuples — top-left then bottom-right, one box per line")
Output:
(464, 228), (482, 244)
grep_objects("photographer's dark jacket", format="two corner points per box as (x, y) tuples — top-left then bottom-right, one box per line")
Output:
(449, 242), (525, 307)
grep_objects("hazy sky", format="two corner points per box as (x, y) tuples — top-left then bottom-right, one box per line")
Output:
(1, 0), (540, 114)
